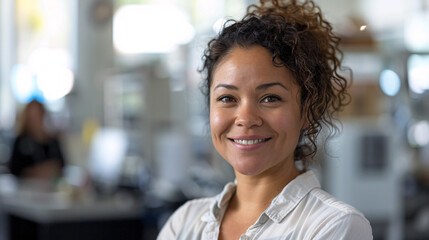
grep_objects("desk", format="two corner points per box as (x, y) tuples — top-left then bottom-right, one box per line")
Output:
(0, 189), (144, 240)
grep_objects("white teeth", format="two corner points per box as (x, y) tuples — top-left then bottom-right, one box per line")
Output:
(234, 139), (265, 145)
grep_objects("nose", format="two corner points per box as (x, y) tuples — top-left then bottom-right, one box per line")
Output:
(234, 101), (263, 128)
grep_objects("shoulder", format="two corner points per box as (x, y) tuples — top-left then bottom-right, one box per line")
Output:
(11, 135), (34, 152)
(302, 188), (372, 239)
(173, 197), (215, 218)
(157, 196), (216, 239)
(306, 188), (364, 215)
(13, 135), (27, 144)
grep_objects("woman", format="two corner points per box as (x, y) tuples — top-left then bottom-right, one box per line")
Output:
(158, 0), (372, 239)
(8, 99), (65, 181)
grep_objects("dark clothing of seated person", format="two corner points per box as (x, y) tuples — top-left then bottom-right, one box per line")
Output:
(9, 135), (65, 179)
(8, 100), (65, 181)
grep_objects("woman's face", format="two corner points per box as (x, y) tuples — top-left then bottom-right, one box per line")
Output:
(210, 46), (305, 176)
(26, 103), (44, 130)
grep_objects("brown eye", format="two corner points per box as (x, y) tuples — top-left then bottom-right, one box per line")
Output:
(261, 95), (281, 103)
(217, 96), (236, 103)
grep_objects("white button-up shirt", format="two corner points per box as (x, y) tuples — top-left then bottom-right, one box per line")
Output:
(157, 171), (373, 240)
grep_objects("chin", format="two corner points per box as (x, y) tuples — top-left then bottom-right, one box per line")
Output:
(232, 162), (267, 176)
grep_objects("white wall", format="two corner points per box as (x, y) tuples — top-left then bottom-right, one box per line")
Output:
(0, 0), (16, 130)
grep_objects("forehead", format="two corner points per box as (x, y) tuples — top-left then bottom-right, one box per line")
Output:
(212, 46), (296, 88)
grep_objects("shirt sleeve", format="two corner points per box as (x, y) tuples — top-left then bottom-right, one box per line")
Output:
(313, 213), (373, 240)
(157, 202), (188, 240)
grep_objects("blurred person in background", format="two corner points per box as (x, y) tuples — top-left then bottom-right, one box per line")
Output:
(158, 0), (372, 239)
(8, 99), (65, 182)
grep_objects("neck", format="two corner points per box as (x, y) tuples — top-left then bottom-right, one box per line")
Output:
(29, 128), (49, 142)
(233, 161), (300, 210)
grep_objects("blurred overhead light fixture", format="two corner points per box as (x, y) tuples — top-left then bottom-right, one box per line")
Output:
(10, 47), (74, 103)
(36, 67), (74, 101)
(408, 120), (429, 147)
(360, 25), (367, 31)
(10, 64), (39, 103)
(379, 69), (401, 96)
(405, 12), (429, 52)
(408, 54), (429, 94)
(113, 4), (195, 54)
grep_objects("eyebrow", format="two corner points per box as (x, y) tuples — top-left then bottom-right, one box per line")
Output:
(255, 82), (288, 91)
(213, 82), (288, 91)
(213, 84), (238, 91)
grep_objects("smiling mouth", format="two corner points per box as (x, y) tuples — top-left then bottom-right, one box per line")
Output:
(230, 138), (271, 145)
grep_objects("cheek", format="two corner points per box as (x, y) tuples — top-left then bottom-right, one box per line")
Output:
(271, 111), (302, 138)
(210, 109), (230, 138)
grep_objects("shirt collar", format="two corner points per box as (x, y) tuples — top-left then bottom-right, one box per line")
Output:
(265, 170), (321, 223)
(201, 181), (236, 222)
(201, 171), (320, 223)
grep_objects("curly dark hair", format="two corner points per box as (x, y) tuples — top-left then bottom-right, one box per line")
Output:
(200, 0), (351, 169)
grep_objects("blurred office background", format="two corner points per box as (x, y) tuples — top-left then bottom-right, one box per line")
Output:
(0, 0), (429, 239)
